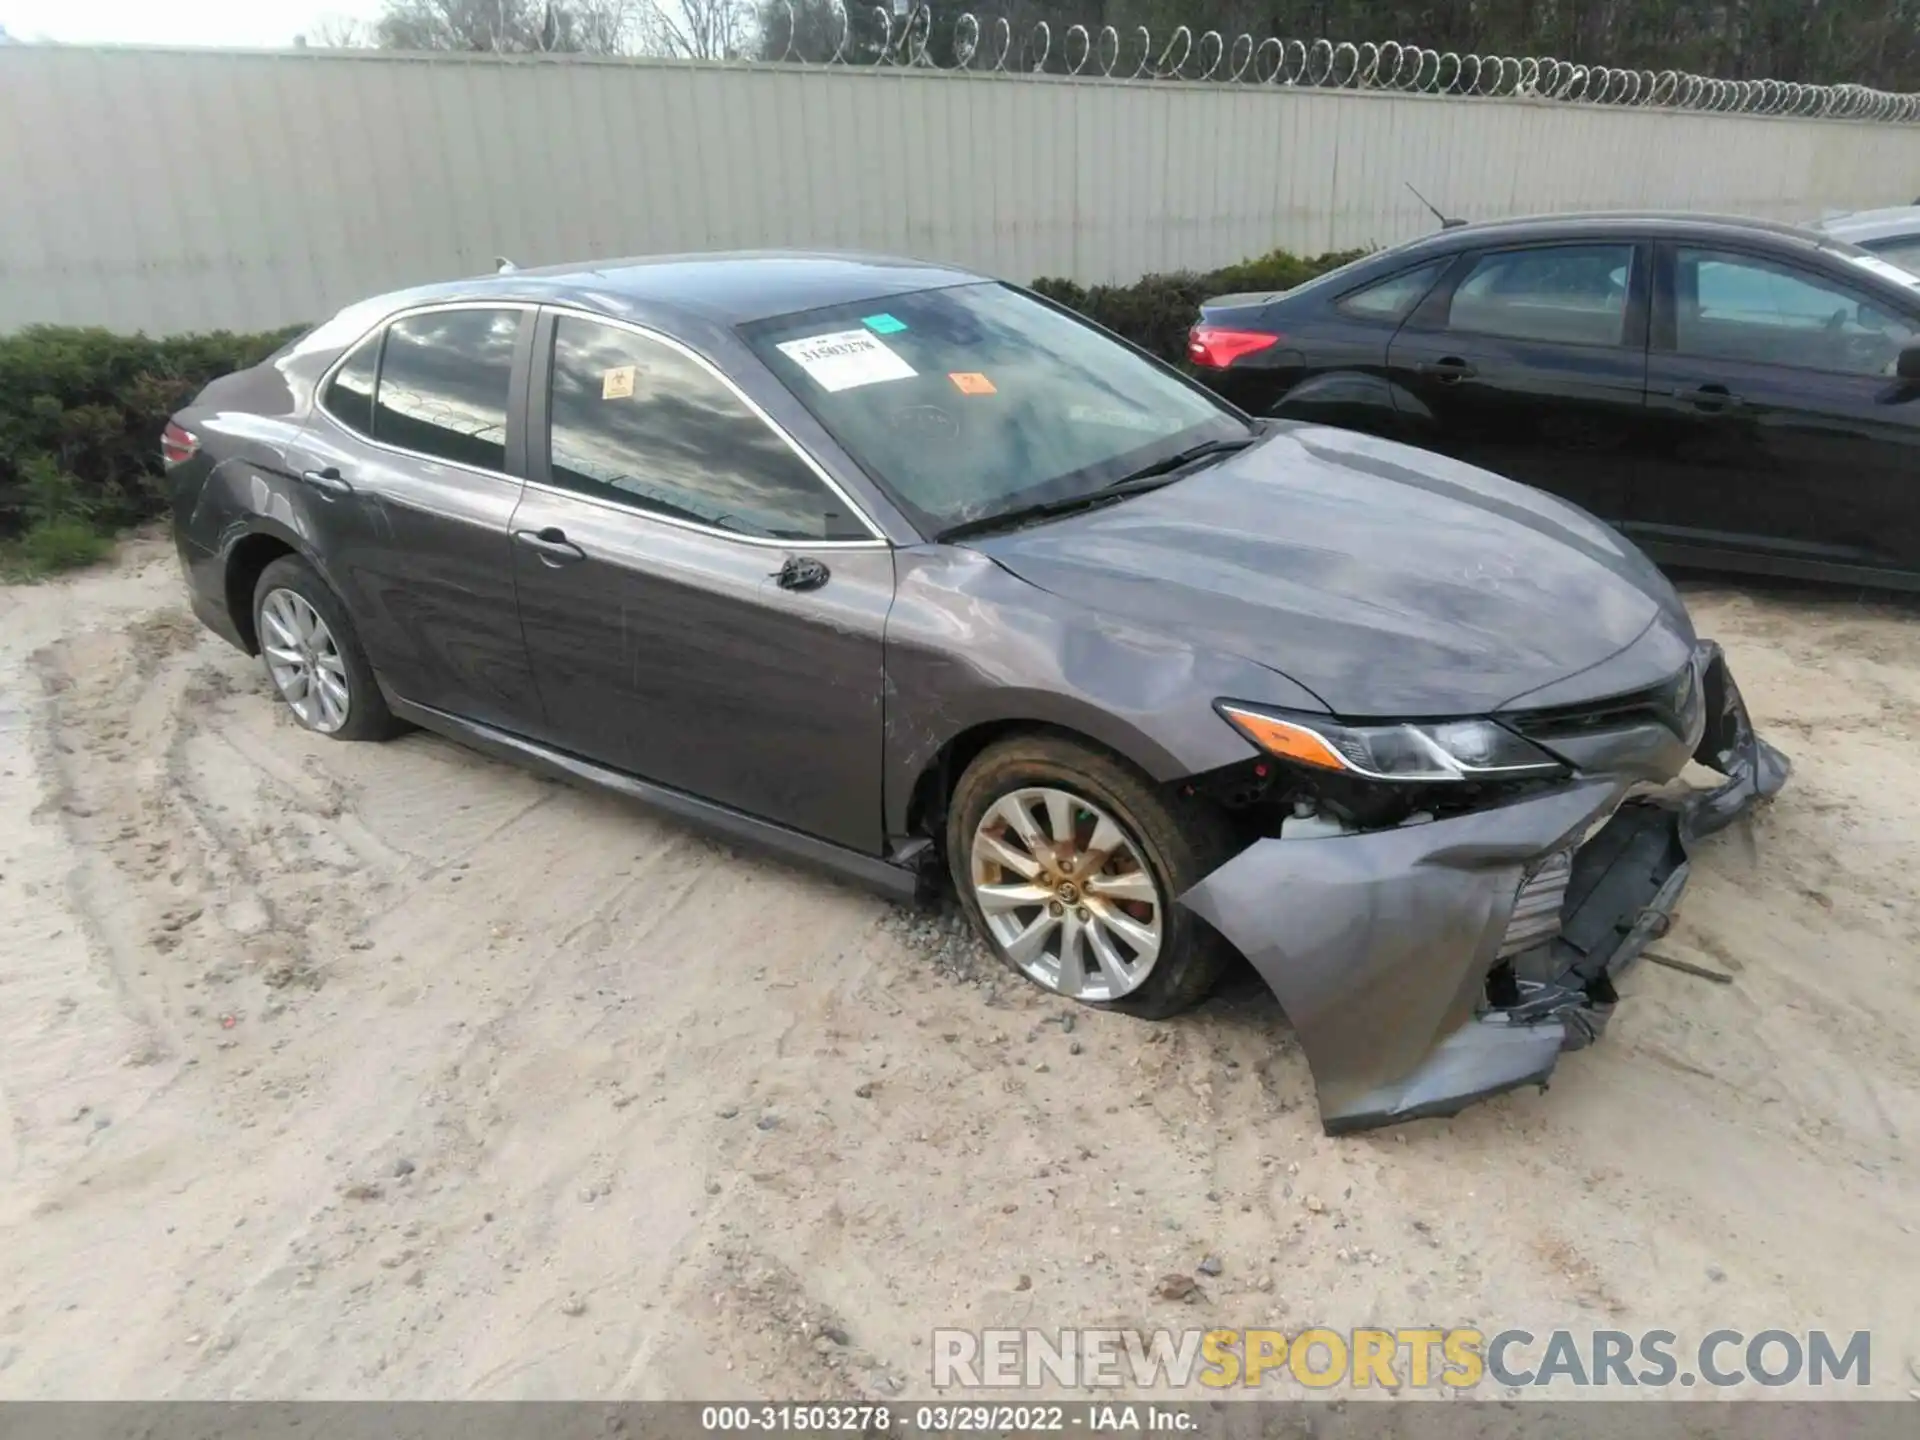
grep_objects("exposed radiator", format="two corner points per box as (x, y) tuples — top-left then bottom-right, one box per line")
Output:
(1500, 848), (1574, 958)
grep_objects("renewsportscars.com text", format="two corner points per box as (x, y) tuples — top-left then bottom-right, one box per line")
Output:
(931, 1327), (1872, 1391)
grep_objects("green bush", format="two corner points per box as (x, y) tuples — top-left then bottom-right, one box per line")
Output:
(0, 323), (302, 572)
(2, 518), (116, 580)
(1031, 247), (1365, 364)
(0, 245), (1360, 579)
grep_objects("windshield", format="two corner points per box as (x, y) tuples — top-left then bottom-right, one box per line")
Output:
(741, 282), (1249, 537)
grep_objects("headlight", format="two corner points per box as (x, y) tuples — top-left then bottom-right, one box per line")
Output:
(1218, 703), (1568, 782)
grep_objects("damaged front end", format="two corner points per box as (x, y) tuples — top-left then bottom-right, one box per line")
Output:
(1181, 641), (1790, 1134)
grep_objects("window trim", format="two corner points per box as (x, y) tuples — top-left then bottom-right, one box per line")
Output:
(1424, 240), (1648, 352)
(318, 326), (386, 439)
(526, 304), (889, 551)
(1653, 238), (1920, 378)
(312, 299), (537, 480)
(1332, 259), (1447, 325)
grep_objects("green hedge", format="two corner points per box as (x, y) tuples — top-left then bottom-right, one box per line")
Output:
(0, 247), (1360, 577)
(1032, 247), (1363, 366)
(0, 325), (302, 574)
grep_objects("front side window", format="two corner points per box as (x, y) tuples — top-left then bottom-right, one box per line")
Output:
(1337, 261), (1444, 322)
(741, 282), (1247, 537)
(323, 331), (381, 436)
(1677, 248), (1919, 376)
(372, 308), (521, 471)
(545, 317), (869, 541)
(1447, 244), (1635, 346)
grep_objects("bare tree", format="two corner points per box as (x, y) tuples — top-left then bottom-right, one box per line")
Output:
(372, 0), (646, 53)
(638, 0), (754, 58)
(305, 13), (373, 47)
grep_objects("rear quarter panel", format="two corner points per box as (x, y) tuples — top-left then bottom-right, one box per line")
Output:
(1198, 292), (1409, 437)
(170, 337), (361, 642)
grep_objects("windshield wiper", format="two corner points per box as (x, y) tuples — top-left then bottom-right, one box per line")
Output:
(936, 487), (1144, 543)
(935, 436), (1257, 543)
(1109, 435), (1256, 486)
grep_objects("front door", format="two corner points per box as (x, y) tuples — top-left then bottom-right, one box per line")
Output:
(294, 304), (543, 731)
(1631, 243), (1920, 576)
(1387, 240), (1650, 522)
(509, 309), (891, 854)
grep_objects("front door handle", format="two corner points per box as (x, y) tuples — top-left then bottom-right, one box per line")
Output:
(513, 527), (586, 566)
(773, 555), (831, 592)
(1674, 383), (1743, 411)
(1417, 357), (1477, 383)
(301, 466), (354, 497)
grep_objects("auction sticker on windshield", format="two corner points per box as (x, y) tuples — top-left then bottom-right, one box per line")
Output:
(776, 330), (917, 392)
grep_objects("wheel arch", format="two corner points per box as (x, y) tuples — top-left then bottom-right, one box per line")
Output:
(219, 518), (334, 652)
(896, 707), (1185, 853)
(221, 528), (306, 655)
(1272, 368), (1432, 425)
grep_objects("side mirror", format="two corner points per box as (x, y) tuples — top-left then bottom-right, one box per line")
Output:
(1900, 346), (1920, 381)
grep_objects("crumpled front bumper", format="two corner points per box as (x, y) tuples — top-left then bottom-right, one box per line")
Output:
(1181, 640), (1790, 1134)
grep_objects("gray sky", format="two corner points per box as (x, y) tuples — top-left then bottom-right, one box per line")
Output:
(0, 0), (384, 46)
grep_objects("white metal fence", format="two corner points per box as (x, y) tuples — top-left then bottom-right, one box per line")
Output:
(4, 45), (1920, 335)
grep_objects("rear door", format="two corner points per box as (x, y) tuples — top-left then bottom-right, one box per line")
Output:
(1386, 240), (1650, 521)
(1632, 243), (1920, 576)
(508, 308), (892, 853)
(296, 303), (545, 731)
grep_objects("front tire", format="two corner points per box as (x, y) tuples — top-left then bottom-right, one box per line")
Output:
(946, 735), (1236, 1019)
(251, 555), (399, 742)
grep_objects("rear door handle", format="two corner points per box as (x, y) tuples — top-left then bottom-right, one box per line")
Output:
(1417, 357), (1477, 383)
(1674, 384), (1742, 411)
(301, 466), (354, 497)
(513, 527), (587, 566)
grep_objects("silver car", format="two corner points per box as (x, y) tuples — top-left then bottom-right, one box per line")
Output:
(1817, 204), (1920, 273)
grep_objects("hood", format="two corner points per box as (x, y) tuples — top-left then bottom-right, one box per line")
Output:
(969, 424), (1692, 717)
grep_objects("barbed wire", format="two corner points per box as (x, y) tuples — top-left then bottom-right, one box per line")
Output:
(766, 4), (1920, 123)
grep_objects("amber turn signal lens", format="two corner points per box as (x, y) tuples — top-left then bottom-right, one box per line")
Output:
(1219, 705), (1352, 772)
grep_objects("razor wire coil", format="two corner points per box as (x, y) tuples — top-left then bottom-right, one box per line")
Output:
(767, 4), (1920, 123)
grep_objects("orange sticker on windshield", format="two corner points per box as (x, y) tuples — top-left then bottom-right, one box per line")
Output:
(948, 371), (996, 395)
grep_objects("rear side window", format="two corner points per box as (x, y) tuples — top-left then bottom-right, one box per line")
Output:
(323, 332), (381, 436)
(545, 316), (869, 541)
(372, 308), (522, 472)
(1446, 244), (1635, 346)
(1337, 261), (1444, 321)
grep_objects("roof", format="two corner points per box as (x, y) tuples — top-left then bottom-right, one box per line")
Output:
(1405, 210), (1830, 251)
(1816, 206), (1920, 244)
(1200, 209), (1900, 312)
(348, 250), (986, 331)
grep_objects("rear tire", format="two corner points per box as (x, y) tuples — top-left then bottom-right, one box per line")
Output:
(251, 555), (400, 742)
(947, 734), (1236, 1019)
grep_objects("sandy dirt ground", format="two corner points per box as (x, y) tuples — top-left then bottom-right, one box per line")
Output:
(1, 531), (1917, 1401)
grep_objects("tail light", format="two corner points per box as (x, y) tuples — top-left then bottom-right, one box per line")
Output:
(161, 422), (199, 466)
(1187, 325), (1282, 369)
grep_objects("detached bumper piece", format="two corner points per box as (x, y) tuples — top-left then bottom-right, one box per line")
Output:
(1181, 641), (1789, 1134)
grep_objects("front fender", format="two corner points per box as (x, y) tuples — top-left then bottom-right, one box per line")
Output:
(882, 546), (1324, 838)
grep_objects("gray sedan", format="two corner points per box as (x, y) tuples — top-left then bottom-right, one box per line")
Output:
(161, 252), (1787, 1132)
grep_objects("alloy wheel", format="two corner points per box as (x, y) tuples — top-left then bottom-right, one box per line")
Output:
(260, 588), (351, 734)
(969, 786), (1165, 1001)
